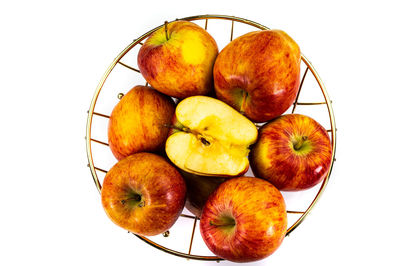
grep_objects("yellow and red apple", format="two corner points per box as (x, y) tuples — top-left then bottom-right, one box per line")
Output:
(101, 152), (186, 236)
(165, 96), (258, 177)
(200, 176), (287, 262)
(138, 21), (218, 99)
(214, 30), (301, 122)
(250, 114), (333, 191)
(108, 85), (175, 160)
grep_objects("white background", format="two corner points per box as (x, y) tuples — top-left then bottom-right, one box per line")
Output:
(1, 0), (399, 265)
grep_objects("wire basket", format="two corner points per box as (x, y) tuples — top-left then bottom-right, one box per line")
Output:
(85, 14), (337, 261)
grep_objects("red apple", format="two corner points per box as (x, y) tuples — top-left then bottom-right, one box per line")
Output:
(200, 177), (287, 262)
(214, 30), (301, 122)
(108, 85), (175, 160)
(138, 21), (218, 99)
(101, 152), (186, 236)
(250, 114), (333, 191)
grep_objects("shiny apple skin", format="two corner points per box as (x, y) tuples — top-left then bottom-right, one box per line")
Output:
(108, 85), (175, 160)
(101, 153), (186, 236)
(250, 114), (333, 191)
(138, 21), (218, 99)
(200, 177), (287, 262)
(214, 30), (301, 122)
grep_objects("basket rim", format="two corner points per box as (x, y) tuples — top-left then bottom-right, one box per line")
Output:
(85, 14), (337, 261)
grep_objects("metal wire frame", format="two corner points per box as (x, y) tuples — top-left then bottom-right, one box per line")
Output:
(86, 14), (337, 261)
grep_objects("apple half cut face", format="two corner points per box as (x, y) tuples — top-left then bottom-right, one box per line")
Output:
(165, 96), (258, 177)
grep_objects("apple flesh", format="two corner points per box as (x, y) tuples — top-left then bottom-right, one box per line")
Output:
(108, 85), (175, 160)
(250, 114), (333, 191)
(165, 96), (258, 177)
(200, 176), (287, 262)
(214, 30), (301, 122)
(138, 21), (218, 99)
(101, 152), (186, 236)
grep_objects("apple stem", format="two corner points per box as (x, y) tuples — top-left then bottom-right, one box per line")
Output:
(163, 123), (189, 132)
(121, 194), (142, 205)
(164, 21), (169, 41)
(293, 136), (308, 150)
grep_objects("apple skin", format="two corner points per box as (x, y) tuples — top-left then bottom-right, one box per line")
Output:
(200, 176), (287, 262)
(179, 170), (229, 217)
(101, 152), (186, 236)
(108, 85), (175, 160)
(250, 114), (333, 191)
(214, 30), (301, 122)
(138, 21), (218, 99)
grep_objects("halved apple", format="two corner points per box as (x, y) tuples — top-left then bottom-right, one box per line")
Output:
(165, 96), (258, 177)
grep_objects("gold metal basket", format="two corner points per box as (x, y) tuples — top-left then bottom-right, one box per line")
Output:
(86, 14), (337, 261)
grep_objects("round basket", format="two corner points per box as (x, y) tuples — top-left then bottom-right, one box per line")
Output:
(86, 14), (337, 261)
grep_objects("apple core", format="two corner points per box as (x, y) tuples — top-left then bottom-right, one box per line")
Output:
(165, 96), (258, 176)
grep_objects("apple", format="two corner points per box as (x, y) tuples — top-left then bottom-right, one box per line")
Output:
(250, 114), (333, 191)
(179, 170), (229, 217)
(137, 20), (218, 99)
(165, 96), (258, 177)
(213, 29), (301, 122)
(200, 176), (287, 262)
(108, 85), (175, 160)
(101, 152), (186, 236)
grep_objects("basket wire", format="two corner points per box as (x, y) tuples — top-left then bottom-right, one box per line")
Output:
(85, 14), (337, 261)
